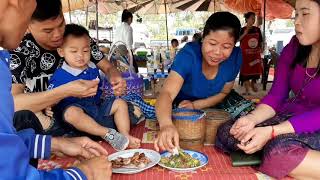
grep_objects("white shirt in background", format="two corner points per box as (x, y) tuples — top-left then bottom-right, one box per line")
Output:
(114, 22), (133, 50)
(178, 42), (187, 49)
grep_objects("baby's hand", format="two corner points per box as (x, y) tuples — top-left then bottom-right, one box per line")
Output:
(45, 107), (54, 117)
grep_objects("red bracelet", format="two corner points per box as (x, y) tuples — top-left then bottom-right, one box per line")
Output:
(271, 126), (276, 139)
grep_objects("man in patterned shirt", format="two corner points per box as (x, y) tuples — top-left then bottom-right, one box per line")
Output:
(10, 0), (127, 135)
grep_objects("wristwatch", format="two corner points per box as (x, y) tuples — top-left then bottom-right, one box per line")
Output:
(105, 128), (116, 140)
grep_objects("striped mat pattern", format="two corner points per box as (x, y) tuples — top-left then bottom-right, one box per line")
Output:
(39, 121), (292, 180)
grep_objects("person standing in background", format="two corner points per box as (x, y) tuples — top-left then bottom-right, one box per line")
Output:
(170, 39), (179, 61)
(239, 12), (263, 95)
(114, 9), (138, 73)
(178, 35), (189, 49)
(192, 33), (202, 43)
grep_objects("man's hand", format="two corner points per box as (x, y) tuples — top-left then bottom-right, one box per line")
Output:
(76, 156), (112, 180)
(110, 76), (127, 96)
(63, 79), (99, 98)
(51, 137), (108, 159)
(44, 107), (53, 117)
(178, 100), (194, 109)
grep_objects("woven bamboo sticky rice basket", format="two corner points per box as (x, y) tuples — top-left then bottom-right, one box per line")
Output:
(204, 109), (231, 145)
(172, 108), (206, 151)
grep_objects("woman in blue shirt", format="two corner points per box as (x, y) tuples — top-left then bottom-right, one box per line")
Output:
(154, 12), (242, 152)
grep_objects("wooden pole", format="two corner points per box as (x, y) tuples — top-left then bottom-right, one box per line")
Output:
(95, 0), (99, 43)
(164, 0), (169, 50)
(263, 0), (266, 48)
(86, 6), (89, 27)
(68, 0), (72, 23)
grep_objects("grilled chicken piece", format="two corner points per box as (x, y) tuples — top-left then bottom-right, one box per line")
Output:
(111, 152), (151, 169)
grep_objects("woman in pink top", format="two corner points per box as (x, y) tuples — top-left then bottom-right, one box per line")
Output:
(216, 0), (320, 179)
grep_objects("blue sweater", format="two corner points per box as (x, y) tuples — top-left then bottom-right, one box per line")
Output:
(0, 50), (86, 180)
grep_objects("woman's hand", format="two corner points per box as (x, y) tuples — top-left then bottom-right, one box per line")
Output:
(178, 100), (194, 109)
(154, 124), (180, 152)
(51, 137), (108, 159)
(237, 126), (273, 154)
(230, 114), (257, 141)
(110, 76), (127, 96)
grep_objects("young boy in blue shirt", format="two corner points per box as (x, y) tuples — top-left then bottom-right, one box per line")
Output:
(0, 0), (112, 179)
(49, 24), (141, 151)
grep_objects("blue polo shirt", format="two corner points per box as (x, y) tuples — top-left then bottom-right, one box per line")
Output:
(48, 62), (102, 112)
(171, 42), (242, 104)
(0, 50), (86, 179)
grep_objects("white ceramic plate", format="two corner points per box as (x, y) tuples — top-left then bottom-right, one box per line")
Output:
(108, 149), (161, 174)
(158, 150), (208, 173)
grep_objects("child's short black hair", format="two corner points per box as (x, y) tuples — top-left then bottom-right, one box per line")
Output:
(64, 24), (90, 39)
(203, 12), (241, 43)
(32, 0), (62, 21)
(171, 39), (178, 45)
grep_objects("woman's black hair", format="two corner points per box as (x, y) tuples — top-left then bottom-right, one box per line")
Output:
(121, 9), (133, 23)
(203, 12), (241, 43)
(244, 12), (256, 23)
(291, 0), (320, 74)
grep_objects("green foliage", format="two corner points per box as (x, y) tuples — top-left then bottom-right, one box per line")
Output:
(66, 11), (213, 40)
(140, 12), (212, 40)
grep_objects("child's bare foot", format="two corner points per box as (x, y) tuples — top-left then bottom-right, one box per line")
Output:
(126, 135), (141, 149)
